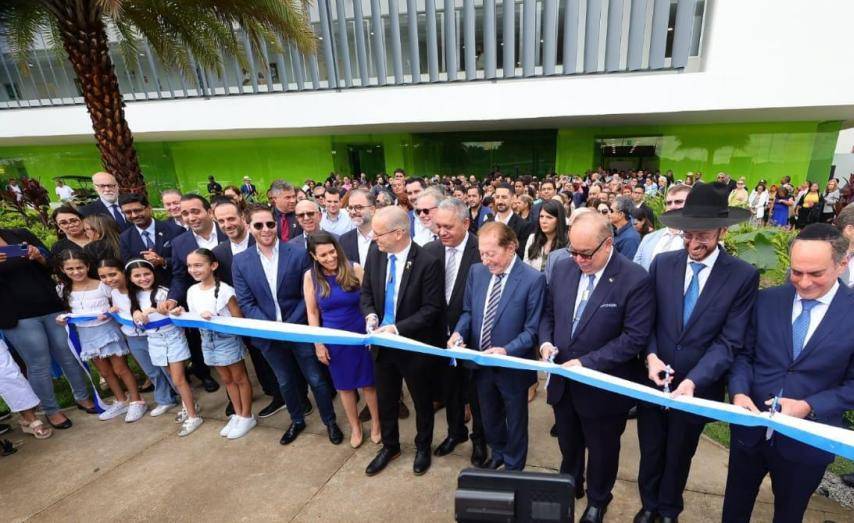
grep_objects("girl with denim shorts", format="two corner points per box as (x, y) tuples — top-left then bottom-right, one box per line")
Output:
(54, 250), (146, 423)
(125, 259), (202, 437)
(173, 248), (255, 440)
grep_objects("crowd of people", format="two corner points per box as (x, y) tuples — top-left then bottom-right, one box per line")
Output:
(1, 167), (854, 523)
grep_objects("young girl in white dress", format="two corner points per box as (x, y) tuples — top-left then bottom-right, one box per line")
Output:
(125, 258), (202, 437)
(54, 250), (146, 422)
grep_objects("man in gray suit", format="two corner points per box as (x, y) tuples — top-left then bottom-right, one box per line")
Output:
(633, 184), (691, 271)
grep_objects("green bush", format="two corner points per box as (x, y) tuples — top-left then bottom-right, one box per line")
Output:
(1, 206), (57, 247)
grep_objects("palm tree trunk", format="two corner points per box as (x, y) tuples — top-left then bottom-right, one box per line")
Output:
(55, 10), (145, 194)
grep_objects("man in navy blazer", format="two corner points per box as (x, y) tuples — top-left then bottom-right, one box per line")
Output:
(232, 205), (342, 446)
(636, 183), (758, 523)
(539, 212), (654, 523)
(118, 193), (176, 285)
(79, 171), (131, 232)
(466, 186), (493, 234)
(723, 224), (854, 523)
(450, 221), (546, 471)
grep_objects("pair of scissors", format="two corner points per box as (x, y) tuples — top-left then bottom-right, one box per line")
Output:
(449, 336), (464, 367)
(765, 388), (784, 440)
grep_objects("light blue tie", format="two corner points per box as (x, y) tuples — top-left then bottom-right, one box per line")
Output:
(792, 299), (819, 360)
(571, 274), (596, 336)
(683, 262), (705, 327)
(381, 254), (397, 326)
(141, 230), (154, 250)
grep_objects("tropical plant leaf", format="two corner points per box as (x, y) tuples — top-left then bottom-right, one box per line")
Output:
(737, 234), (779, 271)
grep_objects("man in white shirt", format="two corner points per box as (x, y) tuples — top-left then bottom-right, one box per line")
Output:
(55, 179), (75, 202)
(339, 189), (374, 266)
(412, 189), (443, 246)
(320, 187), (353, 235)
(633, 184), (690, 270)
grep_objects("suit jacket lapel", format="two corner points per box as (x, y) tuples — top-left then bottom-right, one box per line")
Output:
(574, 255), (618, 338)
(249, 249), (275, 303)
(671, 252), (687, 331)
(396, 247), (417, 311)
(451, 237), (477, 301)
(494, 259), (523, 324)
(794, 286), (846, 364)
(276, 243), (288, 293)
(779, 285), (796, 362)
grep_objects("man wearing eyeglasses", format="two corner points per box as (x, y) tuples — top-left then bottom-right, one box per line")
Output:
(339, 189), (375, 266)
(320, 187), (353, 236)
(539, 212), (654, 523)
(288, 199), (337, 250)
(633, 184), (691, 271)
(79, 171), (131, 232)
(412, 189), (444, 246)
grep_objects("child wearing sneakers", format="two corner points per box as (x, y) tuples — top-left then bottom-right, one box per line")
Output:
(54, 250), (147, 422)
(98, 258), (179, 417)
(172, 249), (255, 439)
(125, 259), (202, 437)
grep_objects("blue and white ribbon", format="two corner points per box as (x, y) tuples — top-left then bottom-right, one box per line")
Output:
(65, 312), (854, 460)
(62, 322), (109, 413)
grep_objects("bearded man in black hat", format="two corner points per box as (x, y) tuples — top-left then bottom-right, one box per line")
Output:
(633, 182), (759, 523)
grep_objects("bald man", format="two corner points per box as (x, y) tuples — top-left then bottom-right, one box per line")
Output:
(288, 199), (336, 250)
(79, 172), (130, 231)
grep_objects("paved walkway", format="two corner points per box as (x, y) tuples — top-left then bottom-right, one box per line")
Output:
(1, 378), (850, 522)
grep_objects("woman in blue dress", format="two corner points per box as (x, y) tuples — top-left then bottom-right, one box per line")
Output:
(770, 186), (794, 227)
(304, 231), (380, 448)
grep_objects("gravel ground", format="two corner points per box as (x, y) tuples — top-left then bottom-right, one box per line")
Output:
(818, 472), (854, 509)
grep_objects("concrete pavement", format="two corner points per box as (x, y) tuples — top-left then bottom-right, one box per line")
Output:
(0, 378), (850, 522)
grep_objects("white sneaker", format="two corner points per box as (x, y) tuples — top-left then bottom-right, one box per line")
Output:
(125, 401), (148, 423)
(98, 401), (129, 421)
(150, 403), (176, 417)
(174, 401), (200, 423)
(178, 416), (203, 437)
(227, 415), (257, 440)
(220, 415), (238, 437)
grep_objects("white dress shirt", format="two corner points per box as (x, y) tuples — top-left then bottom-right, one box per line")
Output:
(682, 246), (721, 295)
(384, 241), (412, 322)
(257, 240), (282, 321)
(193, 228), (219, 250)
(495, 211), (514, 225)
(356, 227), (373, 267)
(412, 218), (436, 246)
(573, 250), (613, 317)
(651, 228), (684, 260)
(444, 233), (469, 303)
(229, 233), (250, 255)
(481, 255), (517, 341)
(791, 281), (839, 348)
(321, 210), (354, 236)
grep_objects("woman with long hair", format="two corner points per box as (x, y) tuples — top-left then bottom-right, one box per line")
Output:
(222, 185), (247, 212)
(523, 199), (569, 272)
(303, 231), (380, 448)
(632, 205), (656, 237)
(50, 206), (90, 256)
(82, 214), (122, 265)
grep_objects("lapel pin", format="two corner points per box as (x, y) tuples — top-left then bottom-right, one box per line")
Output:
(405, 261), (412, 271)
(608, 277), (614, 283)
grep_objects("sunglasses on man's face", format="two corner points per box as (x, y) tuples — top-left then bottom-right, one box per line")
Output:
(296, 212), (317, 219)
(252, 221), (276, 230)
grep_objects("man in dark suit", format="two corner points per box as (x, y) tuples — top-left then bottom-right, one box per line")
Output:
(635, 183), (759, 523)
(539, 212), (654, 523)
(161, 194), (226, 393)
(79, 172), (131, 232)
(466, 185), (493, 234)
(211, 200), (286, 419)
(339, 189), (375, 266)
(287, 199), (331, 249)
(425, 198), (487, 467)
(118, 193), (176, 285)
(270, 180), (302, 242)
(451, 221), (546, 471)
(232, 205), (342, 446)
(723, 224), (854, 523)
(240, 176), (257, 200)
(487, 183), (532, 258)
(360, 206), (444, 476)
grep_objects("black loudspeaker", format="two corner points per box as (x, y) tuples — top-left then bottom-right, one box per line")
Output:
(454, 468), (575, 522)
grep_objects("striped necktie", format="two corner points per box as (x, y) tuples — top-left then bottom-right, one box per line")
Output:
(444, 247), (457, 304)
(479, 273), (505, 350)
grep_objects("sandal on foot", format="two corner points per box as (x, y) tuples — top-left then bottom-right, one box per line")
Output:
(20, 419), (53, 439)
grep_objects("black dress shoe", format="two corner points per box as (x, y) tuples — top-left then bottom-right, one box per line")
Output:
(484, 457), (504, 470)
(202, 377), (220, 393)
(633, 509), (657, 523)
(327, 422), (344, 445)
(550, 423), (558, 437)
(279, 421), (306, 445)
(225, 401), (234, 417)
(48, 418), (73, 430)
(470, 441), (488, 468)
(434, 435), (467, 456)
(413, 448), (431, 475)
(365, 447), (401, 476)
(76, 403), (99, 415)
(258, 399), (286, 418)
(660, 517), (678, 523)
(580, 505), (607, 523)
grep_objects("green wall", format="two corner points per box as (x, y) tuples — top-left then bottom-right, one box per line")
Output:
(556, 121), (842, 188)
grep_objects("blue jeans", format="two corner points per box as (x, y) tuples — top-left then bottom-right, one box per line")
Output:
(126, 336), (178, 407)
(259, 341), (336, 425)
(2, 312), (91, 415)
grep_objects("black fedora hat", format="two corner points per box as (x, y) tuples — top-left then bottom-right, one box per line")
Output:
(659, 182), (751, 230)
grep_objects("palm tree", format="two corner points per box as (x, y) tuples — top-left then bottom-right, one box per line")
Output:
(0, 1), (316, 194)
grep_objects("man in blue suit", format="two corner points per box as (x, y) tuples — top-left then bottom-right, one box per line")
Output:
(635, 182), (759, 523)
(723, 224), (854, 523)
(232, 205), (343, 447)
(118, 193), (176, 285)
(450, 221), (546, 471)
(539, 212), (654, 523)
(466, 185), (493, 234)
(632, 184), (690, 271)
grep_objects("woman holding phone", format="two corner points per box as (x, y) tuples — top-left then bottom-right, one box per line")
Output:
(0, 227), (96, 429)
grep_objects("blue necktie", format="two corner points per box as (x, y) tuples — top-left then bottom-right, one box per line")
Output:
(480, 273), (505, 350)
(683, 262), (705, 327)
(381, 254), (397, 326)
(572, 274), (596, 336)
(110, 203), (126, 227)
(141, 230), (153, 250)
(792, 299), (819, 360)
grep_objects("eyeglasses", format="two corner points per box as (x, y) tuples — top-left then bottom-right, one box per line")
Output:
(56, 218), (81, 226)
(570, 236), (609, 260)
(373, 228), (402, 238)
(665, 198), (685, 207)
(94, 183), (117, 189)
(251, 221), (277, 230)
(295, 212), (317, 219)
(415, 207), (436, 215)
(347, 205), (370, 212)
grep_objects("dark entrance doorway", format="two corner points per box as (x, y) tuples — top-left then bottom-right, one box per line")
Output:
(347, 144), (385, 178)
(595, 137), (661, 172)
